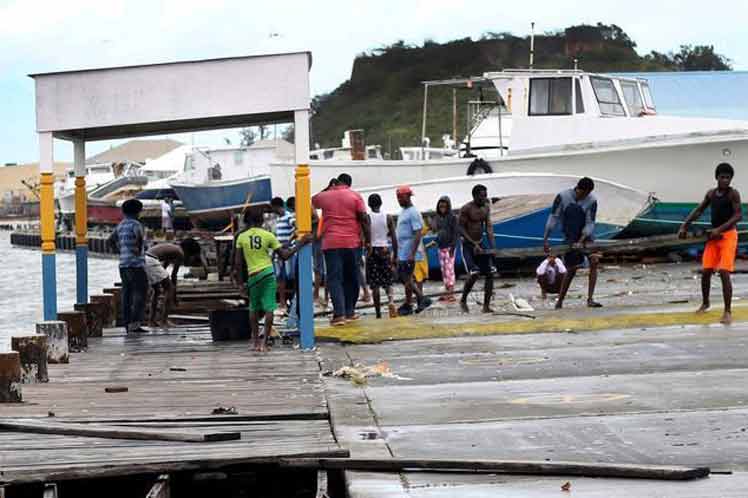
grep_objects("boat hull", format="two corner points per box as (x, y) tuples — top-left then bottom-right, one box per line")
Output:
(617, 201), (748, 239)
(489, 137), (748, 204)
(171, 176), (272, 230)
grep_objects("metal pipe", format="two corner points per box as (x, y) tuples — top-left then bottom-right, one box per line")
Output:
(529, 22), (535, 69)
(421, 84), (429, 151)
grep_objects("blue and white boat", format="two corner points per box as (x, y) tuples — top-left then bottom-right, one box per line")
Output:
(171, 175), (273, 230)
(356, 172), (653, 269)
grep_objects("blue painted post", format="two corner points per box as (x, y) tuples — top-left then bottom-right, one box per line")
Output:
(42, 253), (57, 320)
(295, 164), (315, 350)
(76, 245), (88, 304)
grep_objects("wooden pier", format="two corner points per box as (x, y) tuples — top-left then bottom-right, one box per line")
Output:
(0, 325), (346, 495)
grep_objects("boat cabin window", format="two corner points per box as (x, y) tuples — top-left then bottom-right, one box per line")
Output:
(575, 79), (585, 114)
(641, 82), (656, 111)
(620, 81), (644, 116)
(590, 77), (625, 116)
(529, 78), (572, 116)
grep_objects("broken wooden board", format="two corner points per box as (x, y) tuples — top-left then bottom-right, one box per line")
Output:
(0, 419), (240, 443)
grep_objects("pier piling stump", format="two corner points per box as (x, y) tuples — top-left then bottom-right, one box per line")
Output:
(56, 311), (88, 352)
(90, 294), (115, 327)
(74, 303), (106, 337)
(36, 321), (69, 364)
(0, 352), (22, 402)
(104, 288), (123, 326)
(11, 335), (49, 383)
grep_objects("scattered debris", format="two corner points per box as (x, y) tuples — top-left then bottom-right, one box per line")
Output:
(498, 283), (516, 289)
(169, 367), (187, 372)
(668, 299), (690, 304)
(104, 386), (128, 393)
(509, 294), (534, 312)
(332, 362), (412, 386)
(212, 406), (238, 415)
(561, 481), (572, 492)
(47, 411), (55, 417)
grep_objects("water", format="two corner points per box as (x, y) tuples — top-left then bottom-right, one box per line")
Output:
(0, 232), (119, 351)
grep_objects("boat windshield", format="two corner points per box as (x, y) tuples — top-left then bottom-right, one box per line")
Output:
(641, 81), (656, 110)
(620, 80), (644, 116)
(590, 77), (626, 116)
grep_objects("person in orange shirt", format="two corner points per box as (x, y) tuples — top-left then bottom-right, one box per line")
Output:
(679, 162), (742, 325)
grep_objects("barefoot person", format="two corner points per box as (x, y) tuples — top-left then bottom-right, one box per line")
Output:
(678, 162), (742, 324)
(458, 184), (496, 313)
(544, 177), (602, 309)
(233, 210), (308, 352)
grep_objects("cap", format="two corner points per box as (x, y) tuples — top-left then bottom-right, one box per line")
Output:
(396, 185), (413, 196)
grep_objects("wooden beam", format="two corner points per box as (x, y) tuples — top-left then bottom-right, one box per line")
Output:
(277, 458), (710, 481)
(145, 475), (170, 498)
(0, 419), (240, 443)
(0, 449), (351, 485)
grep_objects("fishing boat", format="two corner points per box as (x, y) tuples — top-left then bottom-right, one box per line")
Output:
(270, 69), (748, 238)
(356, 172), (652, 269)
(171, 175), (272, 230)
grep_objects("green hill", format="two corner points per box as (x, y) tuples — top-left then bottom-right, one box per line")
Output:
(310, 23), (731, 157)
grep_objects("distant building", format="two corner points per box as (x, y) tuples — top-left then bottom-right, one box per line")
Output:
(0, 162), (70, 204)
(86, 139), (183, 165)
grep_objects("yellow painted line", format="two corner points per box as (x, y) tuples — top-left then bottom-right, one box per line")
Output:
(316, 307), (748, 344)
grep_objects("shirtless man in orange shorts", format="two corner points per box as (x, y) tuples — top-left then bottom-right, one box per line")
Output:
(678, 162), (742, 324)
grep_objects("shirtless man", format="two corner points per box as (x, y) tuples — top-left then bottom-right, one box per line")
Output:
(459, 184), (496, 313)
(145, 239), (203, 327)
(678, 162), (742, 324)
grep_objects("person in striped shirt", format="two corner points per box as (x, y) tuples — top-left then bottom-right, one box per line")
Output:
(271, 197), (296, 312)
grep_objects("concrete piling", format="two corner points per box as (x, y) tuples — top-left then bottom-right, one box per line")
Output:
(56, 311), (88, 352)
(11, 335), (49, 383)
(0, 352), (22, 402)
(36, 321), (70, 364)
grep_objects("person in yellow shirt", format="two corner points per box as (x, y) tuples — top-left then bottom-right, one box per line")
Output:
(234, 210), (309, 352)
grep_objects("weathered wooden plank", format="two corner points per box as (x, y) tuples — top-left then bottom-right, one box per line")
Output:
(0, 419), (241, 443)
(279, 458), (710, 481)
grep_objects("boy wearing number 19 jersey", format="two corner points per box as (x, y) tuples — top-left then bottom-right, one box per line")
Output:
(235, 210), (303, 352)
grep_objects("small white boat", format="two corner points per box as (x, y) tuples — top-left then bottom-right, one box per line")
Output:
(356, 172), (652, 250)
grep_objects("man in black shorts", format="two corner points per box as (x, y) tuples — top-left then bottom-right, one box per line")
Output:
(459, 184), (496, 313)
(543, 177), (601, 309)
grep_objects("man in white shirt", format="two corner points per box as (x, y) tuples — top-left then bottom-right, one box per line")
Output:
(536, 256), (567, 300)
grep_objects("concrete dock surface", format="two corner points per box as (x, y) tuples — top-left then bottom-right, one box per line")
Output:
(318, 261), (748, 496)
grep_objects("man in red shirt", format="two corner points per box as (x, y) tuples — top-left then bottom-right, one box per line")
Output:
(312, 173), (370, 326)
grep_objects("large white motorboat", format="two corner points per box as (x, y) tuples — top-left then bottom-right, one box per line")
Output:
(269, 70), (748, 235)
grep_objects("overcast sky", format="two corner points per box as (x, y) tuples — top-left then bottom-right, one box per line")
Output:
(1, 0), (746, 163)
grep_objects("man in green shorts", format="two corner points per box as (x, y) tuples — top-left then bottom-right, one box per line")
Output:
(233, 210), (310, 352)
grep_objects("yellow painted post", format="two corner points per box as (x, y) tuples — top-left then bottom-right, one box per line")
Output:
(295, 165), (311, 234)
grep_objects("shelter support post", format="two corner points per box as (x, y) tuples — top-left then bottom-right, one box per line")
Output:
(39, 132), (56, 320)
(74, 140), (88, 304)
(294, 109), (314, 350)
